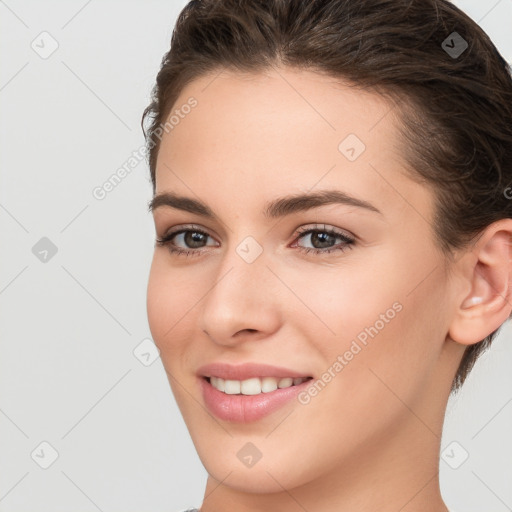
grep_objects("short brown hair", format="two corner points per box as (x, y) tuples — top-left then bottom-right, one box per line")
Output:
(142, 0), (512, 393)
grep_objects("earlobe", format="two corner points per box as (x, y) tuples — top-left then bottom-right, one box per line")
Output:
(448, 220), (512, 346)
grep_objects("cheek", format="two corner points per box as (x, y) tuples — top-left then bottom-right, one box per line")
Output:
(291, 252), (443, 392)
(333, 266), (449, 405)
(280, 259), (401, 352)
(146, 259), (168, 343)
(146, 256), (196, 349)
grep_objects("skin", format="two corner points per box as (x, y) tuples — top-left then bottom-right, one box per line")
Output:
(146, 66), (512, 512)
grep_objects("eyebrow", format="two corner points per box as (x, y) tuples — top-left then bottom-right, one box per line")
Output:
(148, 189), (382, 219)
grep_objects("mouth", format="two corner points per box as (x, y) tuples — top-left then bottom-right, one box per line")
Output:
(200, 374), (315, 423)
(203, 375), (313, 395)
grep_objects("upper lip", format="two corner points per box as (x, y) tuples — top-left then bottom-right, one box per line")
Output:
(197, 362), (312, 381)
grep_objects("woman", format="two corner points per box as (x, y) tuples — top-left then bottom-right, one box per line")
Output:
(142, 0), (512, 510)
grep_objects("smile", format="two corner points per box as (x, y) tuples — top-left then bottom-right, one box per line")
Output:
(200, 375), (314, 423)
(207, 376), (312, 395)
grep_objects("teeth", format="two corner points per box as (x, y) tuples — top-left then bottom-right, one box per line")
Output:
(208, 376), (310, 395)
(241, 377), (262, 395)
(224, 379), (240, 394)
(278, 377), (293, 388)
(210, 376), (224, 392)
(261, 376), (278, 393)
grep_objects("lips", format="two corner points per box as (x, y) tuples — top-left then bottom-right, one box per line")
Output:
(196, 361), (313, 381)
(199, 374), (314, 422)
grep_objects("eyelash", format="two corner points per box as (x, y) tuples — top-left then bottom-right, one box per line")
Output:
(155, 223), (355, 257)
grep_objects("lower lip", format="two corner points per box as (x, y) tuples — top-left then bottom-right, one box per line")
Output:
(200, 377), (313, 423)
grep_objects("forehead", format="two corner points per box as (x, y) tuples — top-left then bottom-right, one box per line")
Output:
(163, 67), (395, 157)
(154, 67), (433, 225)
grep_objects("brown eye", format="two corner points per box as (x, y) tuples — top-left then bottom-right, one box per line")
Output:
(182, 231), (208, 248)
(293, 225), (355, 255)
(155, 226), (219, 256)
(302, 231), (337, 249)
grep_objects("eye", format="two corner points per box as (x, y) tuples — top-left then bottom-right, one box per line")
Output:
(155, 224), (218, 257)
(291, 224), (355, 255)
(155, 223), (356, 257)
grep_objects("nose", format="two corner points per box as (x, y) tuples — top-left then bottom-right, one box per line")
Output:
(198, 242), (281, 347)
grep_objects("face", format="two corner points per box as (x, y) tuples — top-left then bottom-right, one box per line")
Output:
(147, 67), (463, 496)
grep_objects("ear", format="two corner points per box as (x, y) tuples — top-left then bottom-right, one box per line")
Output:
(448, 219), (512, 346)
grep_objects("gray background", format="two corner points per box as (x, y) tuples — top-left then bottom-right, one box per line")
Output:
(1, 1), (511, 511)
